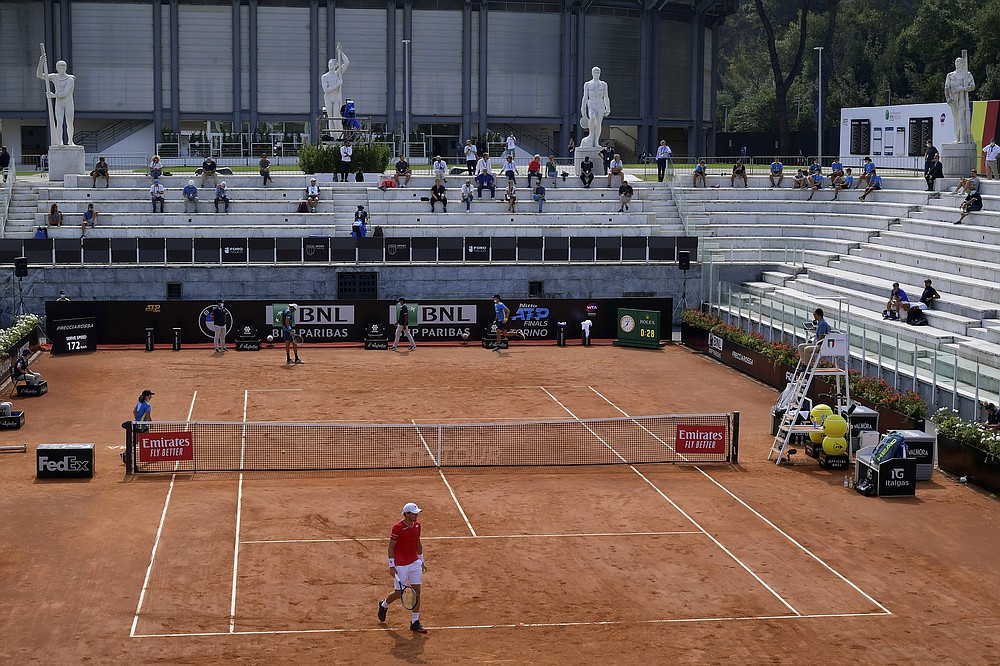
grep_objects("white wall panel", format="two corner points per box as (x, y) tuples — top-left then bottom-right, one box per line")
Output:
(411, 11), (463, 115)
(257, 7), (313, 114)
(71, 3), (154, 112)
(337, 8), (388, 115)
(485, 12), (561, 117)
(584, 15), (640, 119)
(658, 20), (691, 119)
(178, 6), (233, 114)
(0, 3), (46, 112)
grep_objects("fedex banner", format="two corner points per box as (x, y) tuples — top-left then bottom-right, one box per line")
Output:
(676, 424), (727, 455)
(138, 431), (194, 462)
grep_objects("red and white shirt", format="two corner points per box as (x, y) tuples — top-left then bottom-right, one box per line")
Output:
(390, 519), (421, 566)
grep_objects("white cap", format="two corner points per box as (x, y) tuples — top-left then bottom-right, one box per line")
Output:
(288, 303), (298, 310)
(402, 502), (422, 515)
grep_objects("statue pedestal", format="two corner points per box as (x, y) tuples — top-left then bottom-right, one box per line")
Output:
(47, 145), (86, 182)
(574, 146), (603, 177)
(940, 142), (977, 178)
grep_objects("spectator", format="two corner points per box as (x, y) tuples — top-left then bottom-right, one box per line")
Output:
(692, 158), (707, 187)
(57, 290), (70, 301)
(339, 140), (353, 182)
(545, 155), (558, 186)
(806, 169), (824, 201)
(149, 155), (163, 180)
(920, 279), (941, 307)
(954, 169), (981, 195)
(214, 182), (230, 213)
(580, 156), (595, 188)
(858, 169), (882, 201)
(47, 203), (64, 226)
(150, 179), (165, 212)
(183, 179), (199, 213)
(527, 154), (542, 188)
(982, 138), (1000, 179)
(306, 178), (320, 212)
(504, 179), (517, 212)
(924, 140), (939, 177)
(792, 169), (807, 189)
(461, 178), (475, 211)
(81, 203), (97, 237)
(475, 152), (493, 181)
(833, 168), (854, 200)
(956, 188), (982, 224)
(353, 205), (369, 237)
(463, 139), (478, 175)
(90, 156), (110, 188)
(981, 401), (1000, 430)
(618, 180), (633, 212)
(503, 154), (519, 184)
(200, 156), (219, 188)
(393, 155), (412, 188)
(505, 133), (517, 157)
(829, 157), (844, 180)
(0, 145), (10, 183)
(855, 157), (875, 189)
(808, 158), (821, 176)
(568, 137), (576, 157)
(259, 155), (273, 186)
(655, 140), (672, 182)
(769, 157), (785, 187)
(476, 171), (496, 199)
(430, 178), (448, 212)
(532, 180), (546, 212)
(600, 142), (614, 175)
(607, 154), (624, 187)
(925, 155), (944, 192)
(14, 349), (41, 386)
(884, 282), (909, 320)
(730, 159), (747, 188)
(433, 155), (448, 183)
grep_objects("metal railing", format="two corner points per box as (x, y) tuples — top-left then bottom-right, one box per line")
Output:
(1, 167), (15, 237)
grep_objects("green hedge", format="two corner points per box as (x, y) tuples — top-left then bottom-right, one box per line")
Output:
(298, 143), (393, 175)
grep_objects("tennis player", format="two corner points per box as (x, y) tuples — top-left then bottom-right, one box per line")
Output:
(391, 297), (416, 352)
(491, 294), (525, 352)
(377, 502), (427, 633)
(281, 303), (303, 364)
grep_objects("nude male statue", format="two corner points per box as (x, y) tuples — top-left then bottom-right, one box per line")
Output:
(579, 66), (611, 149)
(36, 56), (76, 146)
(322, 43), (351, 129)
(944, 52), (976, 145)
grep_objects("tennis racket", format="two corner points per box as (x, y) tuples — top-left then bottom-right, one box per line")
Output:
(292, 333), (304, 344)
(399, 581), (419, 610)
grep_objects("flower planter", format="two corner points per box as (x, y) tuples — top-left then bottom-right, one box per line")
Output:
(937, 435), (1000, 495)
(2, 326), (42, 377)
(680, 323), (709, 352)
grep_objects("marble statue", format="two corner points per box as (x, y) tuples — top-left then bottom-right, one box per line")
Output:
(579, 66), (611, 148)
(944, 51), (976, 144)
(36, 46), (76, 146)
(322, 43), (350, 127)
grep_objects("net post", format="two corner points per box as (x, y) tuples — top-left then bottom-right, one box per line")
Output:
(123, 420), (135, 473)
(730, 411), (740, 463)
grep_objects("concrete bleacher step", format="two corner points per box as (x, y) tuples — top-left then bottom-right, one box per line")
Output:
(827, 254), (1000, 306)
(694, 200), (914, 217)
(760, 271), (793, 287)
(692, 210), (888, 229)
(692, 223), (873, 243)
(854, 242), (997, 283)
(875, 229), (1000, 265)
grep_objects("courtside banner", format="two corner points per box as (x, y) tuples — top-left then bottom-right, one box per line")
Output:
(138, 431), (194, 462)
(676, 424), (727, 454)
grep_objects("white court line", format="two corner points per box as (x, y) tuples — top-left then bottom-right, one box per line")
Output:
(241, 530), (700, 544)
(588, 386), (684, 459)
(131, 610), (890, 638)
(411, 419), (476, 536)
(129, 391), (198, 638)
(229, 390), (249, 633)
(590, 388), (892, 617)
(539, 386), (800, 617)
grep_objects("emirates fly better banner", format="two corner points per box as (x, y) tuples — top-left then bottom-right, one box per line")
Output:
(675, 424), (727, 455)
(138, 431), (194, 462)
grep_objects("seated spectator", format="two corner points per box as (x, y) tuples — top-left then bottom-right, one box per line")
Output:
(607, 154), (624, 187)
(833, 168), (854, 200)
(855, 157), (875, 189)
(47, 203), (63, 226)
(956, 188), (982, 224)
(90, 156), (110, 188)
(475, 153), (493, 181)
(532, 181), (546, 213)
(692, 158), (707, 187)
(505, 180), (517, 212)
(461, 178), (475, 211)
(981, 401), (1000, 430)
(829, 157), (844, 180)
(149, 155), (163, 180)
(183, 180), (199, 213)
(730, 159), (747, 188)
(259, 155), (273, 186)
(920, 279), (941, 307)
(858, 169), (881, 201)
(545, 156), (558, 186)
(954, 169), (981, 196)
(306, 179), (320, 212)
(618, 180), (633, 212)
(925, 155), (944, 192)
(884, 282), (909, 320)
(476, 171), (496, 199)
(808, 158), (821, 176)
(580, 156), (595, 188)
(200, 156), (219, 188)
(393, 155), (412, 187)
(81, 203), (97, 238)
(433, 155), (448, 183)
(527, 154), (542, 188)
(430, 178), (448, 212)
(769, 157), (784, 187)
(14, 349), (41, 385)
(150, 179), (165, 212)
(806, 170), (824, 201)
(214, 182), (230, 213)
(353, 205), (369, 237)
(503, 155), (519, 184)
(792, 169), (807, 189)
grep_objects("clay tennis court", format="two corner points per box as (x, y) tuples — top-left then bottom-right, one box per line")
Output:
(1, 344), (998, 664)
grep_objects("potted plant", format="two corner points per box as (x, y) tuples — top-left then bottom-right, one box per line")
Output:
(932, 409), (1000, 494)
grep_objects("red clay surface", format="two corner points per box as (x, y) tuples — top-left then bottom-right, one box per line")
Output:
(1, 344), (998, 665)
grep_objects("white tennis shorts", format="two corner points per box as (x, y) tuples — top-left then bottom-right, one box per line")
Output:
(394, 561), (423, 587)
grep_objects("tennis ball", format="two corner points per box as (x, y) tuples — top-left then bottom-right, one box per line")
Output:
(822, 436), (848, 456)
(267, 335), (274, 343)
(810, 404), (833, 427)
(823, 414), (849, 438)
(809, 429), (826, 444)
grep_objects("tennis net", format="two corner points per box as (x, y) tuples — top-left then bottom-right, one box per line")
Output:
(125, 412), (738, 473)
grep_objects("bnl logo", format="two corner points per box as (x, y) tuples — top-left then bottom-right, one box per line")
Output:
(511, 307), (549, 321)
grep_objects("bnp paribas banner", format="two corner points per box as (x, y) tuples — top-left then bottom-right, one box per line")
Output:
(45, 298), (671, 345)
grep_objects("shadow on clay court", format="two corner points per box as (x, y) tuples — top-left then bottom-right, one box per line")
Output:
(382, 626), (427, 661)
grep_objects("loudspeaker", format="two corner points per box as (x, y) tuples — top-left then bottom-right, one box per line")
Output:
(13, 257), (28, 278)
(678, 251), (690, 271)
